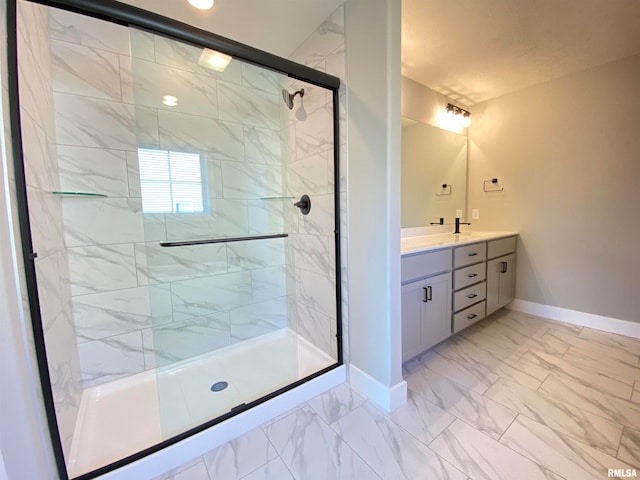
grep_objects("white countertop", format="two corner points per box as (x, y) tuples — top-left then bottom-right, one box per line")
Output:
(401, 231), (518, 255)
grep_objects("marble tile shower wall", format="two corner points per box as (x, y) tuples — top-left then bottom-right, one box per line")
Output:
(47, 9), (293, 387)
(286, 5), (347, 361)
(17, 0), (82, 459)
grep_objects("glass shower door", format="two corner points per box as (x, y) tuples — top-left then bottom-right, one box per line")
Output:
(127, 28), (338, 438)
(16, 2), (339, 476)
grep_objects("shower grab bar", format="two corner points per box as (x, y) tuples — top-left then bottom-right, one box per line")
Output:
(159, 233), (288, 247)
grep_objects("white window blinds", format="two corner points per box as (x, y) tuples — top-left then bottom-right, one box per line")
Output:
(138, 149), (205, 214)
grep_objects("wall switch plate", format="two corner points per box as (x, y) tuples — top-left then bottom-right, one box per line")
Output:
(456, 209), (463, 218)
(472, 209), (480, 219)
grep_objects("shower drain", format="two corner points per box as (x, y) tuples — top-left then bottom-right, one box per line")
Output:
(210, 381), (228, 392)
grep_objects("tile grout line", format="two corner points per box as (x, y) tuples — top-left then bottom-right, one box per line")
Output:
(480, 376), (502, 400)
(200, 452), (214, 480)
(433, 413), (572, 480)
(517, 408), (632, 468)
(236, 436), (278, 480)
(488, 387), (631, 474)
(325, 402), (384, 480)
(497, 412), (519, 442)
(535, 370), (551, 393)
(263, 433), (296, 480)
(482, 375), (624, 451)
(374, 389), (457, 451)
(531, 372), (630, 424)
(492, 413), (576, 480)
(259, 405), (308, 480)
(614, 426), (625, 461)
(413, 417), (473, 479)
(528, 346), (636, 395)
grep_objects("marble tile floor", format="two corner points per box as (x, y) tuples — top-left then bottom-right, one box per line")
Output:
(153, 309), (640, 480)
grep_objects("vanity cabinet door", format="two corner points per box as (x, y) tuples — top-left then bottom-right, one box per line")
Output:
(422, 272), (452, 350)
(486, 253), (516, 315)
(401, 272), (452, 362)
(401, 280), (427, 362)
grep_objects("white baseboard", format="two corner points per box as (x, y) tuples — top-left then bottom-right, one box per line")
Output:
(349, 364), (407, 412)
(508, 299), (640, 339)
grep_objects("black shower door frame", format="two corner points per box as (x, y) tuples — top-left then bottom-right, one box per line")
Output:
(6, 0), (343, 478)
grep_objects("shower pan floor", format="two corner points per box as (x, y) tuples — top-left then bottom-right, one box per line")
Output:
(67, 328), (334, 478)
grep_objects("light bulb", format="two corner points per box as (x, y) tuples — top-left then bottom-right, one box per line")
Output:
(188, 0), (214, 10)
(162, 95), (178, 107)
(198, 49), (232, 72)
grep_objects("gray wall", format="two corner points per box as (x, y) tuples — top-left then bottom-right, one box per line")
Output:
(468, 53), (640, 323)
(346, 0), (403, 394)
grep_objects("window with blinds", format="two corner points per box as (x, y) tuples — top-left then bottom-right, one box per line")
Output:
(138, 149), (206, 214)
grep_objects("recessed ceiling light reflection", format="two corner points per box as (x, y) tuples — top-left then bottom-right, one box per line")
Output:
(188, 0), (214, 10)
(162, 95), (178, 107)
(198, 48), (232, 72)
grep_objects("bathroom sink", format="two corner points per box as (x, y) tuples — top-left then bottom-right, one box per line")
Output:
(455, 231), (496, 238)
(401, 231), (517, 254)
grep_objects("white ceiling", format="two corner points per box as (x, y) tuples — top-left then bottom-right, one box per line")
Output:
(120, 0), (343, 58)
(402, 0), (640, 106)
(119, 1), (640, 107)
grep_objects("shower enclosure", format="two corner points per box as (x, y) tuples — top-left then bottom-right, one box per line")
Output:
(10, 0), (342, 478)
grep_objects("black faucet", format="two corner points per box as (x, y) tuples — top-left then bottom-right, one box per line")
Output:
(430, 217), (444, 225)
(454, 217), (471, 234)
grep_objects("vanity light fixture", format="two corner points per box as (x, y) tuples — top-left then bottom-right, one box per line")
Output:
(188, 0), (214, 9)
(198, 48), (232, 72)
(446, 103), (471, 128)
(162, 95), (178, 107)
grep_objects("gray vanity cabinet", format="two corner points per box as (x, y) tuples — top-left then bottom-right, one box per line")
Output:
(401, 249), (452, 362)
(452, 242), (487, 333)
(486, 237), (517, 315)
(401, 272), (452, 362)
(401, 234), (517, 363)
(487, 253), (516, 315)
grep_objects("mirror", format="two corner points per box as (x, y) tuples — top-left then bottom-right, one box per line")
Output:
(401, 116), (467, 228)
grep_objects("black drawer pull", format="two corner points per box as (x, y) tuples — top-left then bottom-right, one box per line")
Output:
(467, 273), (478, 278)
(467, 293), (478, 299)
(422, 286), (433, 302)
(467, 314), (477, 320)
(501, 261), (508, 273)
(468, 252), (478, 256)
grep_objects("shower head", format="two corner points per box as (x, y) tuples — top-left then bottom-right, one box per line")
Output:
(281, 88), (305, 110)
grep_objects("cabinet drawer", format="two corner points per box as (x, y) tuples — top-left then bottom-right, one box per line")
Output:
(401, 249), (451, 283)
(453, 281), (486, 312)
(488, 236), (517, 259)
(454, 263), (486, 291)
(453, 301), (486, 333)
(453, 242), (486, 268)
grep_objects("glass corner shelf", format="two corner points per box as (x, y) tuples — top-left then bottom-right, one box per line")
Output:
(52, 191), (108, 198)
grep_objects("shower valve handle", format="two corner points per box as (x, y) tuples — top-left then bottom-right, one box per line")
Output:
(294, 194), (311, 215)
